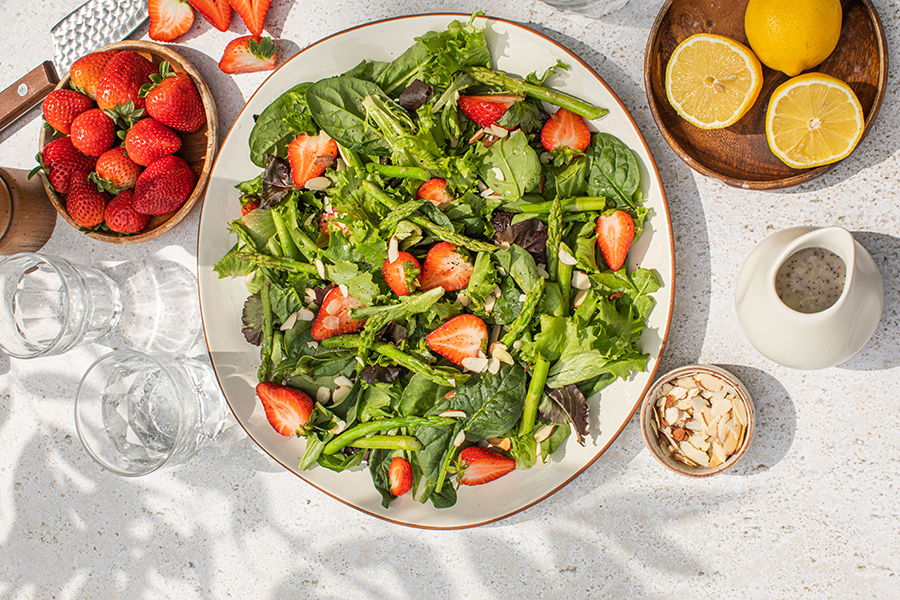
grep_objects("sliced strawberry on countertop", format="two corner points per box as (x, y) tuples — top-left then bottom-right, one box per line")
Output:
(418, 242), (473, 292)
(256, 381), (314, 437)
(70, 108), (118, 157)
(149, 0), (195, 42)
(595, 210), (634, 271)
(218, 35), (277, 75)
(456, 446), (516, 486)
(141, 62), (206, 133)
(416, 178), (453, 205)
(288, 131), (337, 187)
(541, 108), (591, 153)
(66, 169), (110, 229)
(104, 189), (150, 234)
(389, 457), (413, 497)
(188, 0), (232, 31)
(96, 50), (157, 111)
(311, 286), (365, 341)
(124, 117), (182, 167)
(425, 314), (488, 366)
(230, 0), (271, 38)
(41, 89), (94, 135)
(132, 155), (196, 215)
(33, 137), (97, 195)
(457, 94), (522, 128)
(382, 251), (421, 297)
(69, 51), (118, 100)
(92, 146), (143, 193)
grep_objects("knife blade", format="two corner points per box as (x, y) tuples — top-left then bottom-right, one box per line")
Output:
(0, 0), (149, 133)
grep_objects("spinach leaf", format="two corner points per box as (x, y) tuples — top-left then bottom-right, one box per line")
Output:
(551, 155), (589, 199)
(478, 130), (541, 201)
(489, 276), (525, 325)
(376, 41), (431, 96)
(400, 374), (449, 417)
(451, 364), (527, 440)
(587, 133), (640, 207)
(249, 82), (315, 167)
(305, 76), (394, 155)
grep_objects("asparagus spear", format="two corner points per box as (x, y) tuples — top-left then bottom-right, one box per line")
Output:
(349, 435), (422, 451)
(511, 196), (609, 214)
(501, 277), (545, 348)
(323, 416), (456, 455)
(234, 252), (319, 277)
(518, 355), (550, 436)
(366, 163), (431, 181)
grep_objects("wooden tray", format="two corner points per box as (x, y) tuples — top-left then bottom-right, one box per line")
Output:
(644, 0), (887, 190)
(38, 40), (218, 243)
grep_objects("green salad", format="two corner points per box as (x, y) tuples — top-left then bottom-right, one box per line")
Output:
(214, 16), (660, 509)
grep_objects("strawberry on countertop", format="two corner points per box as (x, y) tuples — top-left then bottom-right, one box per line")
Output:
(219, 36), (277, 75)
(256, 381), (314, 437)
(416, 178), (453, 205)
(141, 61), (206, 133)
(541, 107), (591, 153)
(33, 137), (97, 195)
(132, 155), (196, 215)
(311, 286), (365, 341)
(425, 314), (487, 366)
(92, 147), (142, 193)
(418, 242), (473, 292)
(287, 131), (337, 187)
(230, 0), (271, 38)
(96, 50), (157, 112)
(188, 0), (232, 31)
(124, 118), (182, 167)
(389, 457), (413, 497)
(456, 446), (516, 486)
(41, 89), (94, 135)
(595, 210), (634, 271)
(458, 94), (522, 127)
(149, 0), (195, 42)
(104, 189), (150, 234)
(69, 108), (118, 157)
(382, 251), (421, 297)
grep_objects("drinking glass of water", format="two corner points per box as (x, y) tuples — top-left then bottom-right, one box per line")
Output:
(0, 252), (122, 358)
(75, 350), (228, 477)
(540, 0), (632, 17)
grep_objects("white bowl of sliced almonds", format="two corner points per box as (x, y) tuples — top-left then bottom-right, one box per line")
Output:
(640, 365), (754, 477)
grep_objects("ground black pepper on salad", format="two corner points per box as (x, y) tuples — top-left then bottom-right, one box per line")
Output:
(214, 15), (660, 509)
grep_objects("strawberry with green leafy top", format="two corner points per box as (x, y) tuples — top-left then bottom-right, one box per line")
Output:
(458, 94), (522, 127)
(148, 0), (195, 42)
(595, 211), (634, 271)
(418, 242), (473, 292)
(104, 190), (150, 234)
(69, 51), (118, 100)
(92, 147), (142, 193)
(96, 50), (157, 111)
(382, 251), (421, 297)
(33, 137), (96, 195)
(389, 457), (413, 496)
(425, 314), (487, 366)
(66, 170), (110, 228)
(455, 446), (516, 486)
(41, 89), (94, 135)
(132, 155), (196, 215)
(218, 36), (277, 74)
(141, 62), (206, 133)
(124, 118), (182, 166)
(256, 381), (314, 437)
(70, 108), (118, 157)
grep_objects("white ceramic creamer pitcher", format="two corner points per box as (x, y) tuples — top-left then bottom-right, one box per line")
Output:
(735, 227), (883, 370)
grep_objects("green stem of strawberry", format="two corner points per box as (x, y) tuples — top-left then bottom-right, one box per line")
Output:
(361, 180), (496, 253)
(234, 252), (319, 277)
(518, 355), (550, 436)
(259, 280), (274, 381)
(501, 277), (545, 349)
(512, 196), (609, 214)
(348, 435), (422, 451)
(323, 416), (456, 455)
(365, 163), (431, 181)
(464, 66), (608, 121)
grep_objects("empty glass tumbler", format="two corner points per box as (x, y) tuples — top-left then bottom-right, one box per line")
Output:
(540, 0), (631, 17)
(75, 350), (228, 476)
(0, 252), (122, 358)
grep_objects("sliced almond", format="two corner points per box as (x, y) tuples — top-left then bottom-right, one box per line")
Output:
(453, 430), (467, 447)
(321, 316), (339, 330)
(571, 270), (591, 290)
(439, 410), (467, 418)
(731, 397), (748, 427)
(534, 424), (556, 443)
(695, 372), (724, 392)
(488, 437), (512, 451)
(304, 176), (331, 191)
(387, 236), (399, 264)
(688, 434), (710, 452)
(316, 387), (332, 405)
(711, 397), (733, 418)
(332, 385), (352, 404)
(712, 439), (727, 464)
(679, 441), (710, 466)
(723, 431), (738, 455)
(675, 376), (698, 390)
(558, 248), (577, 266)
(664, 407), (679, 426)
(315, 258), (326, 279)
(461, 356), (489, 373)
(573, 288), (589, 308)
(487, 357), (501, 374)
(280, 312), (299, 331)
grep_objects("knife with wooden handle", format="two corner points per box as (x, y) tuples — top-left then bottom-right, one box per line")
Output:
(0, 0), (148, 133)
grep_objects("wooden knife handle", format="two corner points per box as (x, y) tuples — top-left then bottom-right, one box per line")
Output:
(0, 62), (59, 132)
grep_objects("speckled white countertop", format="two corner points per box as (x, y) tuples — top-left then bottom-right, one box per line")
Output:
(0, 0), (898, 598)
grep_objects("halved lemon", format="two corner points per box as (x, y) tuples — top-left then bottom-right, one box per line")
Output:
(766, 73), (865, 169)
(665, 33), (763, 129)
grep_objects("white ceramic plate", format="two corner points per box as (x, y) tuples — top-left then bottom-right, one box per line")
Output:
(197, 14), (674, 529)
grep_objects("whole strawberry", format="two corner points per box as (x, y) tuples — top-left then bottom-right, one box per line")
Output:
(96, 50), (157, 111)
(69, 51), (118, 100)
(92, 147), (142, 193)
(104, 189), (150, 233)
(133, 155), (196, 215)
(124, 118), (181, 166)
(32, 137), (96, 195)
(41, 89), (94, 135)
(70, 108), (118, 157)
(141, 62), (206, 133)
(67, 170), (111, 228)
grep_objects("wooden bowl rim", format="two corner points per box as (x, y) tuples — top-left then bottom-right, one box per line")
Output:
(644, 0), (888, 190)
(38, 40), (218, 243)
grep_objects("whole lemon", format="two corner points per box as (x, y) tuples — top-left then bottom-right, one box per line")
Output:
(744, 0), (842, 76)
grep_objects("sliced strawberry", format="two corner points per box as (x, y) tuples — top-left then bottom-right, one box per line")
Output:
(287, 131), (338, 187)
(240, 196), (260, 215)
(388, 457), (413, 496)
(311, 286), (365, 341)
(595, 211), (635, 271)
(149, 0), (195, 42)
(218, 35), (276, 74)
(256, 381), (314, 437)
(457, 94), (522, 127)
(416, 178), (453, 205)
(425, 314), (487, 366)
(189, 0), (232, 31)
(382, 251), (420, 296)
(229, 0), (271, 38)
(541, 108), (591, 153)
(418, 242), (473, 292)
(456, 446), (516, 486)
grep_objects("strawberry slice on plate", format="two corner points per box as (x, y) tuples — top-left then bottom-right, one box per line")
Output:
(418, 242), (473, 292)
(149, 0), (195, 42)
(416, 178), (453, 205)
(425, 314), (487, 366)
(230, 0), (271, 38)
(541, 107), (591, 152)
(456, 446), (516, 486)
(311, 286), (365, 341)
(458, 94), (522, 127)
(256, 381), (314, 437)
(389, 457), (413, 496)
(382, 251), (421, 297)
(595, 210), (635, 271)
(219, 36), (277, 74)
(189, 0), (231, 31)
(288, 131), (337, 187)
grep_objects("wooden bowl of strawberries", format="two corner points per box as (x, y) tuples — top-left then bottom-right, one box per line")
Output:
(36, 40), (217, 243)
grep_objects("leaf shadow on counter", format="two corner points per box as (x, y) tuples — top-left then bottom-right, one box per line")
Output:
(838, 231), (900, 371)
